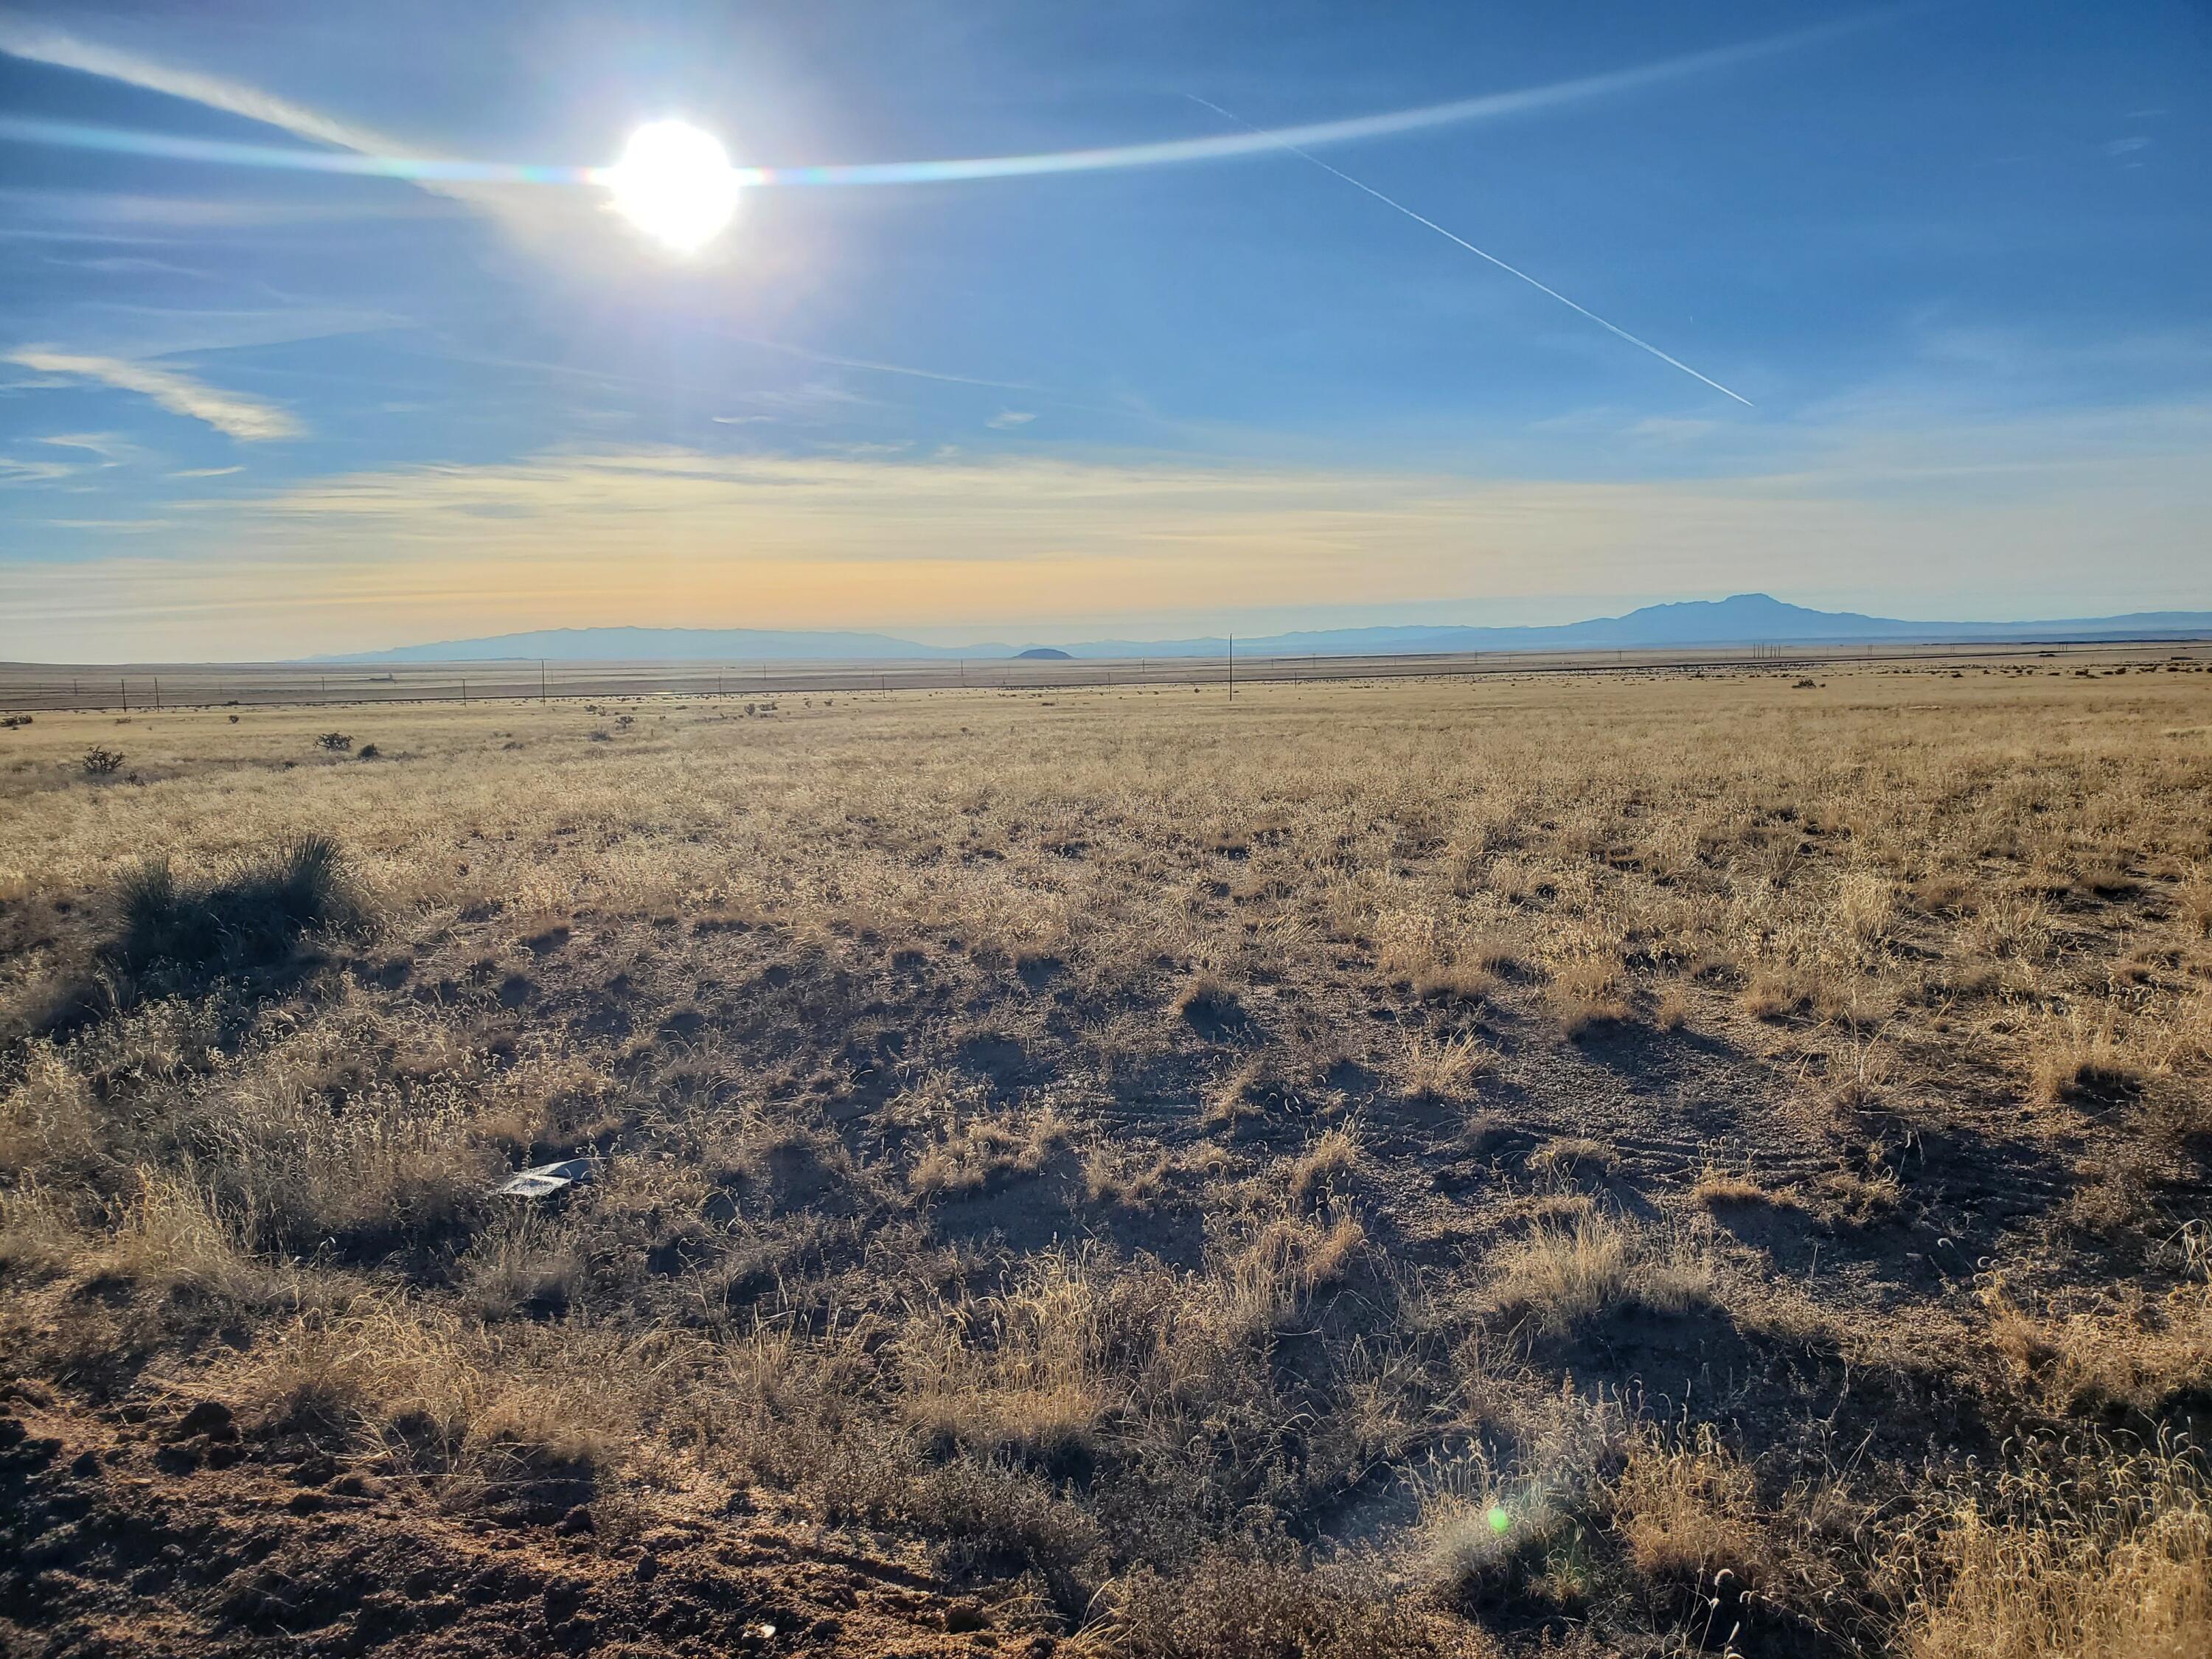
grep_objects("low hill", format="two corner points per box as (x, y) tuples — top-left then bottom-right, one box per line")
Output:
(312, 594), (2212, 664)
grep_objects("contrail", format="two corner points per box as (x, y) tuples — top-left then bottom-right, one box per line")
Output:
(1187, 94), (1753, 408)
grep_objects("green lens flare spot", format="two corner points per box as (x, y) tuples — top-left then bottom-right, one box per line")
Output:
(1486, 1505), (1512, 1535)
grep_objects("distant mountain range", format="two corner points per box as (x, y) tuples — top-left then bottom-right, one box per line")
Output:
(315, 595), (2212, 664)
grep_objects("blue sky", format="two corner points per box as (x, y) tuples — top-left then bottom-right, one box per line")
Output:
(1, 1), (2206, 658)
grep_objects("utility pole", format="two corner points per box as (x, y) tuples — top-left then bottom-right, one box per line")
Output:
(120, 678), (127, 712)
(540, 660), (548, 702)
(462, 677), (467, 703)
(1227, 633), (1234, 702)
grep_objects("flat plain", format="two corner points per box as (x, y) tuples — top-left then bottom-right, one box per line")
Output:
(4, 655), (2211, 1658)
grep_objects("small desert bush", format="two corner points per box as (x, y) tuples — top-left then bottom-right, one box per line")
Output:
(248, 1322), (379, 1442)
(1964, 891), (2055, 961)
(1413, 1397), (1625, 1615)
(116, 832), (366, 973)
(909, 1107), (1065, 1198)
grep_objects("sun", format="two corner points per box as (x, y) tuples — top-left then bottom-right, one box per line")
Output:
(600, 120), (742, 253)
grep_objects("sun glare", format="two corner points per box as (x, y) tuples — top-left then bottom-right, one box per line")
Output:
(601, 120), (742, 253)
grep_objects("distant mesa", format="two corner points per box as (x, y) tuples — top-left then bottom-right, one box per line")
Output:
(305, 595), (2212, 667)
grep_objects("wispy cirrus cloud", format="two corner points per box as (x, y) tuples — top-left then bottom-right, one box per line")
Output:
(7, 348), (302, 439)
(0, 18), (575, 240)
(0, 456), (76, 484)
(38, 431), (132, 461)
(0, 18), (408, 159)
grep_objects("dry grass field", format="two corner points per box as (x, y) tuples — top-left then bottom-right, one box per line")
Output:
(4, 658), (2211, 1658)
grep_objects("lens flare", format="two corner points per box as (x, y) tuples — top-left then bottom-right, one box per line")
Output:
(597, 120), (741, 252)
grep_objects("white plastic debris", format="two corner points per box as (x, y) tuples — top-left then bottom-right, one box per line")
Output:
(493, 1158), (596, 1200)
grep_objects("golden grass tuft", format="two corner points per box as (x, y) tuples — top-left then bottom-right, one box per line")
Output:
(1691, 1165), (1791, 1210)
(1546, 953), (1630, 1035)
(1288, 1126), (1360, 1202)
(1394, 1032), (1492, 1102)
(1486, 1211), (1716, 1338)
(1896, 1438), (2212, 1659)
(1607, 1422), (1773, 1596)
(1527, 1135), (1618, 1180)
